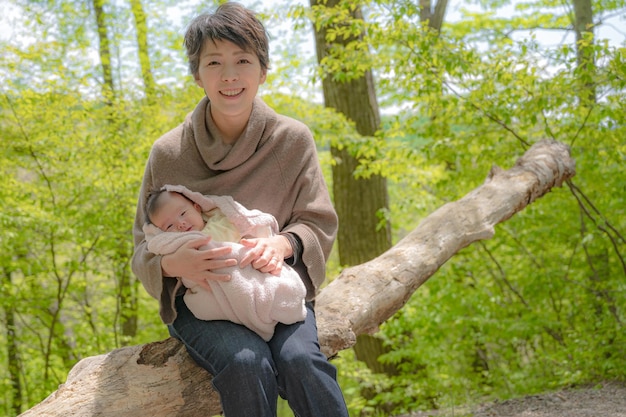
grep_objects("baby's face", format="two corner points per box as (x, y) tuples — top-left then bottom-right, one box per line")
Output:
(152, 192), (205, 232)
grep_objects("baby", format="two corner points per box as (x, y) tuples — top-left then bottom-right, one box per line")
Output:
(143, 184), (307, 341)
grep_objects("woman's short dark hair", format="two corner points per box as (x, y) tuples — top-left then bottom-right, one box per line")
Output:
(183, 2), (270, 77)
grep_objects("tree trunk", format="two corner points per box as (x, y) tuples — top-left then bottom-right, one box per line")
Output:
(571, 0), (596, 102)
(19, 140), (575, 417)
(129, 0), (156, 102)
(420, 0), (449, 31)
(310, 0), (391, 266)
(116, 249), (139, 344)
(92, 0), (115, 101)
(2, 268), (22, 416)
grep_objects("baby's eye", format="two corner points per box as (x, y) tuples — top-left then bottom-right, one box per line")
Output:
(165, 224), (174, 231)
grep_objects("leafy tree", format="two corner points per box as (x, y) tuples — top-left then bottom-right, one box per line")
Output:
(129, 0), (157, 101)
(330, 0), (626, 413)
(308, 0), (392, 268)
(93, 0), (116, 100)
(0, 0), (189, 412)
(0, 0), (624, 415)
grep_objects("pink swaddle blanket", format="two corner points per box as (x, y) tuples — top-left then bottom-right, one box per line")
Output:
(143, 184), (307, 341)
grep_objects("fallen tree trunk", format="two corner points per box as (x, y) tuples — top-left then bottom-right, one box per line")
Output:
(316, 139), (576, 357)
(21, 139), (575, 417)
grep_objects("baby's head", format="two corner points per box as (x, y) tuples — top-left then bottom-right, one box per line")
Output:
(146, 189), (205, 232)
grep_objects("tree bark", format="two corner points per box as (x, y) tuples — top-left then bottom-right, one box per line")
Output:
(420, 0), (449, 31)
(92, 0), (115, 101)
(571, 0), (596, 103)
(20, 139), (575, 417)
(2, 268), (22, 416)
(310, 0), (392, 266)
(129, 0), (157, 102)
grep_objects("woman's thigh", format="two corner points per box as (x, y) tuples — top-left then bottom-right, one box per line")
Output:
(268, 302), (320, 359)
(169, 295), (274, 376)
(268, 302), (335, 382)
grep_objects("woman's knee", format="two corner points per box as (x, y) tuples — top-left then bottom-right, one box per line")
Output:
(212, 347), (278, 405)
(279, 343), (330, 377)
(228, 347), (277, 378)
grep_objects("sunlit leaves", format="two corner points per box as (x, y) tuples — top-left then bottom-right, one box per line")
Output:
(319, 0), (626, 414)
(0, 0), (625, 415)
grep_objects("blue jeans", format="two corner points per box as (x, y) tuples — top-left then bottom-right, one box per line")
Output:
(168, 296), (349, 417)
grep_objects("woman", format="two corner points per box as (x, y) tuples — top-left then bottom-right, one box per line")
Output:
(131, 2), (349, 416)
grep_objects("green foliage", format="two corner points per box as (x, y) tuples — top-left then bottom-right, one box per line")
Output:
(0, 5), (200, 407)
(1, 0), (625, 416)
(0, 82), (180, 411)
(330, 1), (626, 415)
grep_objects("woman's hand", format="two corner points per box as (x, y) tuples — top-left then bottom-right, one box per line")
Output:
(161, 236), (235, 292)
(239, 235), (292, 275)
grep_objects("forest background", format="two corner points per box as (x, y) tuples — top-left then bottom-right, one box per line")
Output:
(0, 0), (624, 416)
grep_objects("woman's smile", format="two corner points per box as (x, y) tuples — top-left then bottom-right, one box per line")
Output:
(221, 88), (244, 97)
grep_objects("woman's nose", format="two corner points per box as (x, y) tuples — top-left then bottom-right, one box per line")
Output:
(221, 65), (238, 82)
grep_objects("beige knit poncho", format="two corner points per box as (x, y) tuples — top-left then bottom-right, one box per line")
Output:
(131, 97), (338, 325)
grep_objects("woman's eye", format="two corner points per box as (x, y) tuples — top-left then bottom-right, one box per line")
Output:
(239, 58), (251, 64)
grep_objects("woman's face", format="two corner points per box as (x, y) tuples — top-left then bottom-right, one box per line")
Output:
(194, 39), (267, 126)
